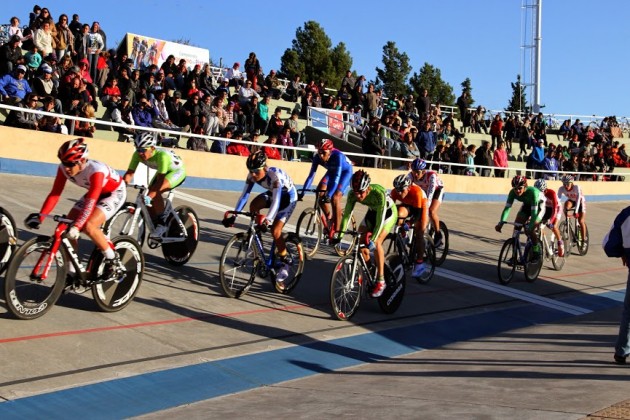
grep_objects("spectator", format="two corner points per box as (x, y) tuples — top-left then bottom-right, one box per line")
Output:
(54, 14), (74, 60)
(151, 89), (186, 132)
(8, 17), (31, 49)
(475, 140), (493, 177)
(87, 23), (104, 82)
(131, 94), (156, 128)
(400, 131), (421, 160)
(266, 107), (284, 137)
(37, 95), (68, 134)
(24, 44), (42, 74)
(238, 78), (259, 106)
(262, 134), (282, 160)
(244, 52), (260, 91)
(226, 131), (250, 156)
(464, 144), (476, 176)
(72, 103), (96, 137)
(211, 95), (229, 132)
(0, 65), (32, 103)
(33, 7), (52, 31)
(33, 19), (54, 58)
(68, 14), (82, 37)
(197, 94), (218, 135)
(543, 144), (560, 180)
(489, 114), (503, 150)
(100, 77), (121, 108)
(339, 70), (355, 92)
(32, 63), (61, 113)
(166, 90), (188, 130)
(362, 118), (384, 167)
(186, 127), (210, 152)
(416, 88), (431, 118)
(74, 24), (90, 62)
(527, 139), (546, 178)
(210, 126), (233, 154)
(0, 35), (24, 76)
(28, 5), (41, 30)
(263, 69), (283, 99)
(456, 91), (469, 128)
(364, 83), (378, 118)
(4, 92), (39, 129)
(256, 95), (271, 134)
(160, 55), (177, 78)
(503, 115), (516, 154)
(182, 92), (204, 133)
(198, 64), (215, 97)
(226, 62), (244, 90)
(493, 140), (509, 178)
(111, 96), (136, 141)
(417, 120), (437, 161)
(283, 74), (302, 102)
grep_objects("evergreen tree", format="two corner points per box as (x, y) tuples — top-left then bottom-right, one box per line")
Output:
(506, 74), (527, 113)
(374, 41), (411, 98)
(409, 63), (455, 106)
(460, 78), (474, 106)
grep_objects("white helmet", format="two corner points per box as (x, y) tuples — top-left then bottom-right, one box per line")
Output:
(134, 132), (157, 149)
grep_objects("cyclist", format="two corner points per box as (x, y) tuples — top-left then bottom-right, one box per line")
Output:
(495, 175), (546, 262)
(122, 132), (186, 239)
(408, 158), (445, 247)
(222, 151), (298, 285)
(390, 174), (429, 278)
(24, 138), (127, 278)
(534, 178), (564, 257)
(299, 138), (353, 240)
(333, 170), (397, 298)
(557, 174), (587, 243)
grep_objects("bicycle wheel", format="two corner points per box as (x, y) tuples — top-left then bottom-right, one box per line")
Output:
(497, 239), (517, 285)
(4, 237), (66, 320)
(434, 221), (449, 266)
(274, 233), (305, 294)
(89, 236), (145, 312)
(162, 206), (200, 266)
(330, 256), (363, 320)
(549, 234), (565, 271)
(415, 235), (436, 284)
(219, 232), (258, 298)
(0, 206), (18, 274)
(334, 215), (358, 257)
(558, 221), (572, 258)
(104, 203), (146, 246)
(295, 208), (322, 259)
(378, 255), (406, 314)
(524, 244), (543, 282)
(576, 223), (589, 256)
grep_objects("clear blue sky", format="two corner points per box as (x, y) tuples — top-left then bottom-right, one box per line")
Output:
(6, 1), (629, 118)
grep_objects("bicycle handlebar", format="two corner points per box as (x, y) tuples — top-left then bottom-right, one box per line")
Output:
(225, 210), (256, 218)
(127, 183), (148, 191)
(501, 222), (524, 228)
(40, 214), (74, 224)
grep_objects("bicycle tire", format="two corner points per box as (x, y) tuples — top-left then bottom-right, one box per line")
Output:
(576, 223), (589, 256)
(378, 255), (406, 314)
(415, 235), (437, 284)
(334, 215), (358, 257)
(330, 256), (363, 320)
(524, 244), (543, 282)
(558, 221), (572, 258)
(89, 236), (145, 312)
(219, 232), (258, 298)
(162, 206), (200, 266)
(497, 239), (517, 285)
(274, 233), (305, 294)
(434, 221), (449, 266)
(295, 208), (322, 259)
(104, 202), (146, 246)
(550, 235), (565, 271)
(4, 236), (66, 320)
(0, 206), (18, 274)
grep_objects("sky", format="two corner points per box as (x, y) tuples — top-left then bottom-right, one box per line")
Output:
(6, 0), (629, 119)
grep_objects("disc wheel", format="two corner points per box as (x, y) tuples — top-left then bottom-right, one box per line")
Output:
(162, 206), (200, 266)
(0, 206), (18, 274)
(378, 255), (406, 314)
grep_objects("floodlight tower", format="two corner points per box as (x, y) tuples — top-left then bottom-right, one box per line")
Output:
(521, 0), (542, 113)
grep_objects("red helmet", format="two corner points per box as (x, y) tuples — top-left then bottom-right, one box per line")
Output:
(58, 138), (88, 163)
(317, 138), (334, 152)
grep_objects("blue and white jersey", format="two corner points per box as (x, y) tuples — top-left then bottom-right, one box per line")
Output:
(235, 167), (297, 222)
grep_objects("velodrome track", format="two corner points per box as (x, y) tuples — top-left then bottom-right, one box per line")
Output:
(0, 172), (628, 419)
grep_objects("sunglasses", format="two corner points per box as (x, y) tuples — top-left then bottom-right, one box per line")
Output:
(136, 147), (149, 153)
(249, 168), (263, 175)
(61, 160), (79, 168)
(514, 186), (525, 192)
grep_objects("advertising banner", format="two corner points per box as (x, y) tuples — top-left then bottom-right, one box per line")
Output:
(122, 33), (210, 70)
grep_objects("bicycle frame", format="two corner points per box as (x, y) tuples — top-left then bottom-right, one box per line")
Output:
(127, 184), (185, 244)
(505, 222), (528, 265)
(231, 211), (279, 276)
(345, 230), (374, 293)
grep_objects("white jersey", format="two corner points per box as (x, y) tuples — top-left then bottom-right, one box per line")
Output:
(557, 184), (586, 213)
(407, 170), (444, 205)
(61, 160), (122, 192)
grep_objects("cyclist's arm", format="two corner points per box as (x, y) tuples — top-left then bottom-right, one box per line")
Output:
(266, 180), (283, 222)
(369, 189), (389, 240)
(39, 167), (67, 222)
(301, 158), (319, 194)
(425, 173), (437, 206)
(499, 190), (517, 223)
(124, 153), (141, 184)
(547, 191), (559, 225)
(338, 192), (357, 238)
(74, 171), (106, 230)
(574, 184), (584, 214)
(527, 189), (545, 231)
(234, 178), (254, 212)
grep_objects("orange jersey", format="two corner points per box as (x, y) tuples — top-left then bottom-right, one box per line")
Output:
(390, 184), (427, 209)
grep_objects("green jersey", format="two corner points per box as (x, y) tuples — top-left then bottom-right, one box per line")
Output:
(500, 186), (546, 225)
(340, 184), (397, 239)
(128, 147), (185, 174)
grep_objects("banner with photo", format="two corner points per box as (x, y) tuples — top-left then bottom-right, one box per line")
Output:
(121, 33), (210, 70)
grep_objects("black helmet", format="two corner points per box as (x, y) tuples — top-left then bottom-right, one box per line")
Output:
(246, 150), (267, 170)
(351, 170), (371, 192)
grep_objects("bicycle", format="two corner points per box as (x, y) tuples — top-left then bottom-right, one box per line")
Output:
(427, 220), (449, 266)
(540, 223), (565, 271)
(104, 184), (200, 266)
(384, 216), (436, 284)
(0, 206), (18, 274)
(330, 230), (406, 320)
(4, 214), (144, 320)
(219, 210), (305, 298)
(558, 209), (589, 257)
(295, 189), (357, 259)
(497, 222), (543, 284)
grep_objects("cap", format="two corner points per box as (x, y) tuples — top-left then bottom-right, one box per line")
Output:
(40, 64), (53, 74)
(538, 139), (545, 144)
(16, 64), (27, 72)
(223, 77), (229, 82)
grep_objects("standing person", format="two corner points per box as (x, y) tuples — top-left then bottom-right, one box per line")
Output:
(68, 14), (82, 37)
(74, 24), (90, 62)
(364, 83), (378, 118)
(417, 120), (437, 161)
(0, 35), (24, 76)
(489, 114), (503, 150)
(456, 91), (469, 129)
(603, 206), (630, 364)
(475, 140), (493, 177)
(54, 14), (74, 60)
(244, 52), (260, 91)
(416, 88), (431, 119)
(493, 140), (509, 178)
(87, 23), (104, 83)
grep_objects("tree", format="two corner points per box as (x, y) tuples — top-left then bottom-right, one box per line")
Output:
(280, 21), (352, 90)
(409, 63), (455, 106)
(374, 41), (411, 98)
(460, 78), (475, 106)
(505, 74), (527, 113)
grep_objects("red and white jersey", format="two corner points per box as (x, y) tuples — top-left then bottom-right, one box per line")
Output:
(557, 183), (586, 213)
(408, 170), (444, 204)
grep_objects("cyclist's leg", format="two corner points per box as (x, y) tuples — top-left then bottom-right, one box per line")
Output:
(151, 170), (185, 223)
(413, 206), (428, 262)
(429, 193), (442, 235)
(578, 199), (587, 239)
(317, 176), (330, 219)
(373, 209), (397, 280)
(332, 169), (353, 233)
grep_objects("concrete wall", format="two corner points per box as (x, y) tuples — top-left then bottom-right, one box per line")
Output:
(1, 126), (628, 202)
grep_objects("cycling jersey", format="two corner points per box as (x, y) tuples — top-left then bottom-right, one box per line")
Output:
(390, 184), (428, 222)
(500, 186), (546, 229)
(408, 170), (444, 205)
(558, 184), (586, 214)
(235, 167), (298, 223)
(340, 184), (397, 240)
(40, 160), (125, 230)
(127, 147), (186, 188)
(541, 189), (561, 225)
(302, 149), (353, 199)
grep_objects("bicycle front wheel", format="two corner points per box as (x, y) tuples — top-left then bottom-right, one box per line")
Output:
(524, 244), (543, 282)
(219, 232), (258, 298)
(104, 203), (146, 246)
(576, 223), (589, 256)
(415, 235), (436, 284)
(434, 221), (449, 266)
(0, 206), (18, 274)
(497, 239), (517, 285)
(295, 208), (322, 259)
(4, 237), (66, 320)
(162, 206), (200, 266)
(550, 236), (565, 271)
(558, 221), (572, 258)
(89, 236), (145, 312)
(330, 256), (363, 320)
(274, 233), (305, 294)
(334, 215), (358, 257)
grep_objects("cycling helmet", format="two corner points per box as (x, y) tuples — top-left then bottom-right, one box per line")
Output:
(58, 138), (88, 163)
(561, 174), (574, 184)
(246, 150), (267, 170)
(411, 158), (427, 171)
(317, 138), (334, 152)
(351, 170), (371, 192)
(393, 174), (411, 191)
(511, 175), (528, 189)
(134, 131), (157, 149)
(534, 178), (547, 192)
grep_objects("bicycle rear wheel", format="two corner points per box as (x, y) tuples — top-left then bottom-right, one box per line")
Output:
(415, 235), (436, 284)
(104, 203), (146, 246)
(434, 221), (449, 266)
(89, 236), (145, 312)
(330, 256), (363, 320)
(524, 244), (543, 282)
(219, 232), (258, 298)
(497, 239), (517, 285)
(378, 255), (406, 314)
(576, 223), (589, 256)
(0, 206), (18, 274)
(558, 221), (572, 258)
(550, 236), (565, 271)
(334, 215), (358, 257)
(274, 233), (305, 294)
(4, 237), (66, 320)
(162, 206), (200, 266)
(295, 208), (322, 259)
